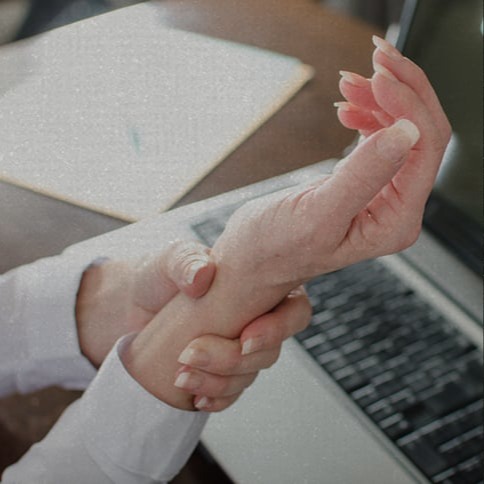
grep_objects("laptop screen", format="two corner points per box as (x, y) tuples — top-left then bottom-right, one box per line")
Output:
(397, 0), (483, 275)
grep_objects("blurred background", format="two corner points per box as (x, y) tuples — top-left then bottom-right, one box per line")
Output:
(0, 0), (404, 45)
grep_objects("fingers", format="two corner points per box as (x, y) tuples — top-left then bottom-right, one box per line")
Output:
(174, 287), (311, 412)
(193, 393), (240, 412)
(134, 240), (216, 314)
(338, 71), (379, 111)
(371, 67), (443, 153)
(177, 286), (310, 376)
(177, 334), (280, 376)
(369, 37), (451, 205)
(174, 366), (257, 399)
(319, 119), (420, 222)
(371, 36), (451, 140)
(336, 36), (451, 157)
(337, 70), (394, 136)
(165, 240), (216, 298)
(240, 285), (311, 354)
(334, 37), (451, 214)
(334, 102), (383, 134)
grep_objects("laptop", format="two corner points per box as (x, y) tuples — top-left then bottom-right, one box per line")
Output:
(71, 0), (482, 482)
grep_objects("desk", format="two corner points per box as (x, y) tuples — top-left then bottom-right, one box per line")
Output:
(0, 0), (378, 480)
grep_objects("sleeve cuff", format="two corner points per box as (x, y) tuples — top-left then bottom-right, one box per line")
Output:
(15, 252), (98, 393)
(79, 334), (208, 483)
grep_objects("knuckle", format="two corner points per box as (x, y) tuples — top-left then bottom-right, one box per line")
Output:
(263, 348), (281, 369)
(244, 372), (259, 388)
(391, 219), (422, 252)
(212, 394), (240, 412)
(402, 223), (422, 249)
(268, 349), (281, 368)
(217, 377), (232, 395)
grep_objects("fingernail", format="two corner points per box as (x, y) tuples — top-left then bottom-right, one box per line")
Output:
(185, 257), (209, 285)
(376, 119), (420, 160)
(333, 101), (357, 111)
(372, 35), (402, 60)
(393, 119), (420, 146)
(339, 70), (368, 87)
(373, 62), (398, 82)
(174, 372), (203, 391)
(241, 336), (264, 355)
(195, 396), (212, 410)
(178, 347), (210, 367)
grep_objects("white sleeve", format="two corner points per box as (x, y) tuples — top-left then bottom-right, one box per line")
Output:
(2, 335), (209, 483)
(0, 252), (97, 397)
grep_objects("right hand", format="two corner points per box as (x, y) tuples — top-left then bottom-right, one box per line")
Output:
(214, 36), (450, 290)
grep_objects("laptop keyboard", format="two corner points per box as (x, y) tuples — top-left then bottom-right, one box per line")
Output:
(192, 208), (483, 484)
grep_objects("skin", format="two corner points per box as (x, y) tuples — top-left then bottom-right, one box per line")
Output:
(122, 37), (451, 412)
(76, 240), (311, 411)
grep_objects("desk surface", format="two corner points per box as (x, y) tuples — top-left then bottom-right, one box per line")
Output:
(0, 0), (378, 479)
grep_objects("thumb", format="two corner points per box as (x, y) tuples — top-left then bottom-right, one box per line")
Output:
(134, 241), (216, 313)
(321, 119), (420, 222)
(165, 240), (216, 299)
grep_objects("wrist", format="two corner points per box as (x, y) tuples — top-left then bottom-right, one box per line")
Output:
(122, 326), (197, 411)
(76, 258), (130, 368)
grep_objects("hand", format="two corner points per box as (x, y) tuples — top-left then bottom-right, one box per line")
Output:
(174, 286), (311, 412)
(124, 39), (451, 410)
(214, 35), (450, 288)
(76, 240), (215, 367)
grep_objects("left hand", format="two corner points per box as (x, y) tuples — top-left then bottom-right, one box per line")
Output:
(76, 240), (311, 413)
(76, 240), (216, 368)
(175, 286), (311, 412)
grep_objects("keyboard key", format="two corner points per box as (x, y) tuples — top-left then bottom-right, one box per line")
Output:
(423, 382), (477, 417)
(400, 437), (448, 477)
(402, 402), (433, 428)
(351, 384), (381, 408)
(309, 341), (334, 357)
(317, 349), (342, 366)
(338, 372), (368, 392)
(371, 405), (395, 422)
(301, 333), (326, 349)
(384, 421), (412, 440)
(324, 356), (350, 373)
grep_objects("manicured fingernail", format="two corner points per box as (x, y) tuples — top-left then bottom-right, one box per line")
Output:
(241, 337), (264, 355)
(393, 119), (420, 146)
(372, 35), (402, 60)
(376, 119), (420, 160)
(178, 347), (210, 367)
(373, 62), (398, 82)
(195, 396), (212, 410)
(333, 101), (357, 111)
(185, 257), (209, 284)
(339, 70), (368, 87)
(174, 372), (203, 391)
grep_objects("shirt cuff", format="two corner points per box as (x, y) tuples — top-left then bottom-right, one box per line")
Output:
(15, 252), (98, 393)
(80, 334), (209, 483)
